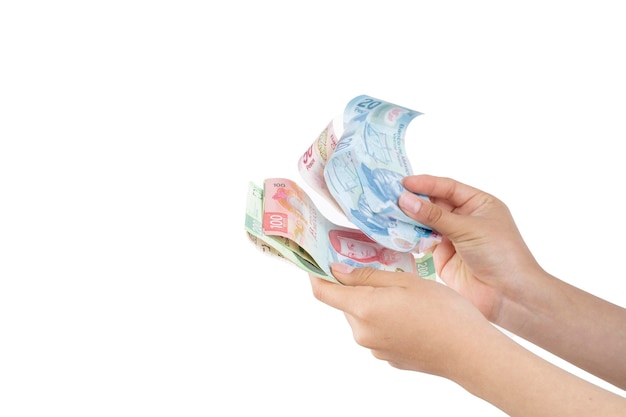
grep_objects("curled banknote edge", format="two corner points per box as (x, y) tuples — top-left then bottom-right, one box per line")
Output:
(298, 95), (442, 253)
(245, 180), (436, 283)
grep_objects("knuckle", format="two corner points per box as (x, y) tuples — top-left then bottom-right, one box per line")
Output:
(310, 283), (325, 302)
(354, 267), (378, 286)
(353, 329), (375, 348)
(371, 350), (387, 361)
(423, 201), (444, 226)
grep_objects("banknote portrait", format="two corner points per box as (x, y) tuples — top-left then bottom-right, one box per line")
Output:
(328, 229), (402, 266)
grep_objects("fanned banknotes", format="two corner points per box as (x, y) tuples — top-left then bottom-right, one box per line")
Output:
(246, 95), (441, 282)
(245, 181), (330, 279)
(299, 95), (441, 253)
(245, 179), (436, 283)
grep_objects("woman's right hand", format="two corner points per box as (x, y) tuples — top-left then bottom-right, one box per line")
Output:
(399, 175), (544, 327)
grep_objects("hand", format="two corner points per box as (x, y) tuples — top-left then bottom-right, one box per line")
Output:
(309, 264), (493, 378)
(398, 175), (543, 327)
(310, 264), (626, 415)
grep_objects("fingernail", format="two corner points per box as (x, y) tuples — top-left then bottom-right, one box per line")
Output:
(331, 262), (354, 274)
(399, 191), (422, 214)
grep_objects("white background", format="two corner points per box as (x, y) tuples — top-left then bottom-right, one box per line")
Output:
(1, 1), (625, 416)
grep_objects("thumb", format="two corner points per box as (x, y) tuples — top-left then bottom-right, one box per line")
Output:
(330, 263), (408, 287)
(398, 191), (466, 238)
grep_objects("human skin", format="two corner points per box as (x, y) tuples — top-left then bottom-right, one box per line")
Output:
(308, 174), (626, 416)
(398, 175), (626, 390)
(311, 265), (626, 416)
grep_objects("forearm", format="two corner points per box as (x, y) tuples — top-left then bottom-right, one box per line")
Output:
(498, 271), (626, 390)
(453, 325), (626, 416)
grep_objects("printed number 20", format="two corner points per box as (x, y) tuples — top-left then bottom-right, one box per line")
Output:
(357, 98), (381, 110)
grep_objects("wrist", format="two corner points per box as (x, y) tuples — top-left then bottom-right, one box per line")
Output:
(493, 265), (554, 336)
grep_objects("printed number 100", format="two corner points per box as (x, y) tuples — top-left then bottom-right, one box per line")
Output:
(268, 214), (285, 229)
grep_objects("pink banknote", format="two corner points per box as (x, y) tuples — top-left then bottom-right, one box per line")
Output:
(262, 178), (418, 277)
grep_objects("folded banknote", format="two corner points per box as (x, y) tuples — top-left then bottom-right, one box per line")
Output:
(245, 181), (330, 279)
(245, 179), (436, 283)
(298, 95), (441, 253)
(247, 95), (441, 282)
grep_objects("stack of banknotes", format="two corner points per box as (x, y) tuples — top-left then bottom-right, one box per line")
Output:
(245, 95), (441, 283)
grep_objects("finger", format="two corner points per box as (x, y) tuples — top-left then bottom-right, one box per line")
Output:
(429, 239), (456, 281)
(402, 175), (482, 208)
(330, 263), (409, 288)
(398, 190), (468, 238)
(309, 274), (360, 313)
(308, 266), (408, 313)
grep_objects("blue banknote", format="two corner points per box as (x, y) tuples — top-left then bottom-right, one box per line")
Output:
(321, 95), (441, 253)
